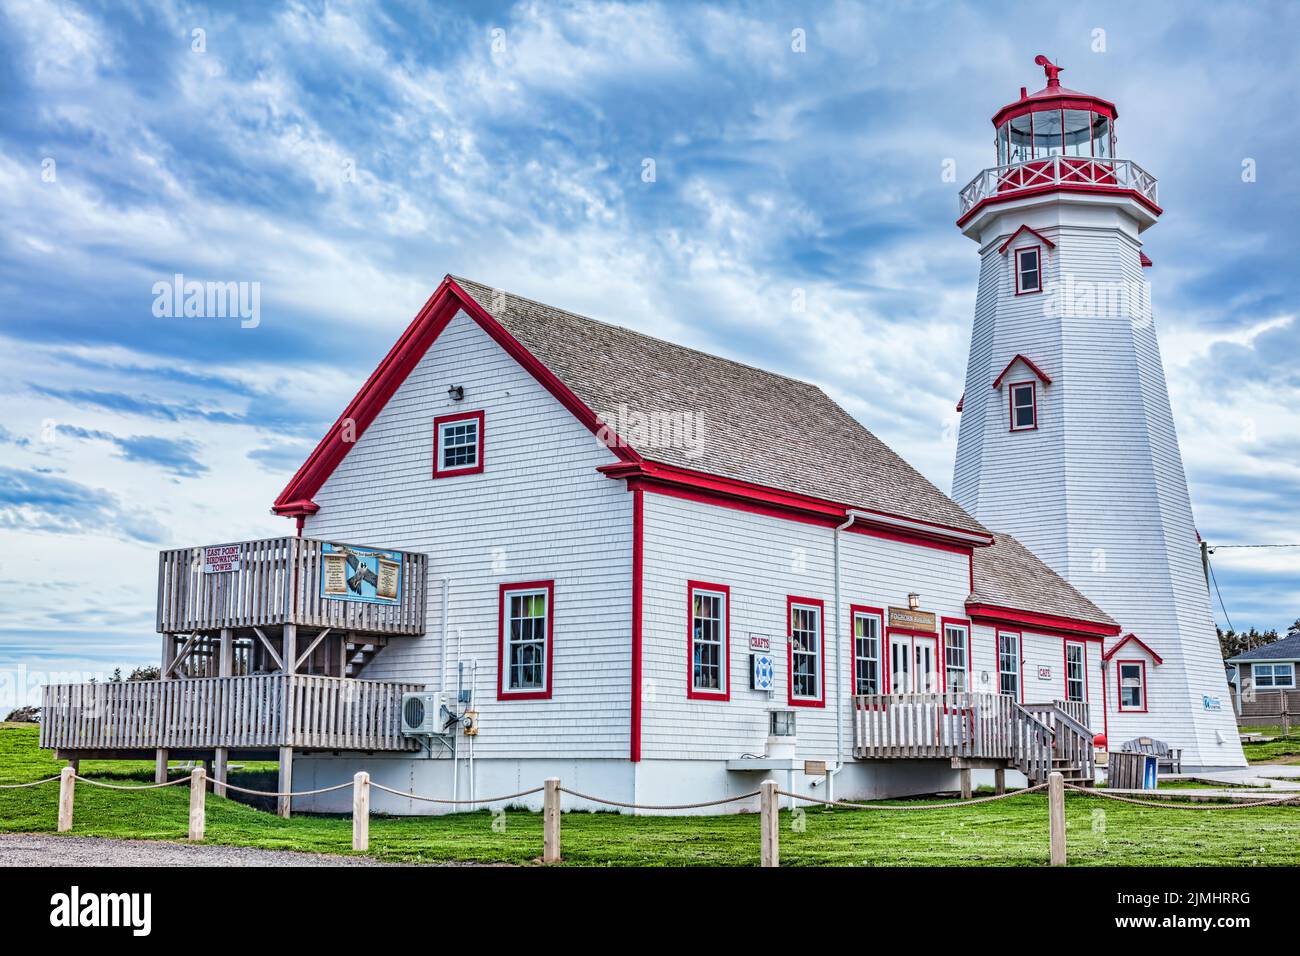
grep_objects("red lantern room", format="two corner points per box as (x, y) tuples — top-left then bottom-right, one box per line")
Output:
(993, 55), (1116, 165)
(957, 55), (1160, 232)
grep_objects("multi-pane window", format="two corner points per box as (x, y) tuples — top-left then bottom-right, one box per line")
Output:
(501, 584), (550, 696)
(944, 623), (969, 693)
(1253, 663), (1295, 689)
(1118, 661), (1145, 711)
(1015, 247), (1041, 293)
(689, 585), (728, 698)
(789, 601), (822, 703)
(1010, 382), (1037, 430)
(1065, 642), (1086, 702)
(434, 411), (483, 476)
(853, 611), (882, 695)
(998, 632), (1020, 699)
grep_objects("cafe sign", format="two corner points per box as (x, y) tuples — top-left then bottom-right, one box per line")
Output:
(887, 607), (937, 632)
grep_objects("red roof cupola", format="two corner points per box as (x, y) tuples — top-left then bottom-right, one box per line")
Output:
(956, 55), (1160, 232)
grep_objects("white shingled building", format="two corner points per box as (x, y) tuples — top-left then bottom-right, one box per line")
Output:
(40, 56), (1240, 813)
(951, 56), (1245, 769)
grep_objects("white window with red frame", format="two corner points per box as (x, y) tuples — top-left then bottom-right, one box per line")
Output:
(788, 599), (823, 706)
(1117, 660), (1147, 712)
(1009, 381), (1037, 431)
(1065, 641), (1086, 703)
(433, 410), (484, 478)
(1014, 246), (1041, 294)
(688, 582), (729, 700)
(943, 621), (969, 693)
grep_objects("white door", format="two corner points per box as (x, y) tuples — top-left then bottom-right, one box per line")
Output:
(890, 634), (938, 693)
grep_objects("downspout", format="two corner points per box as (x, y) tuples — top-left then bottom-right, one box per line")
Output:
(829, 511), (859, 802)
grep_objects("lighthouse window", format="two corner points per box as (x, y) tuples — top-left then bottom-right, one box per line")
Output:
(1063, 110), (1093, 157)
(1015, 247), (1041, 293)
(1091, 114), (1112, 159)
(688, 583), (729, 698)
(1009, 382), (1037, 431)
(1033, 108), (1064, 157)
(1118, 661), (1146, 712)
(1008, 113), (1034, 163)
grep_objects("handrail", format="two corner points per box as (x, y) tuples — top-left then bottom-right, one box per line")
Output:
(958, 156), (1159, 216)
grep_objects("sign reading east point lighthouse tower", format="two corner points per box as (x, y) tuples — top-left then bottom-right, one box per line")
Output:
(951, 56), (1244, 769)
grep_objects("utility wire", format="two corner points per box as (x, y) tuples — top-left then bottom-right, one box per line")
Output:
(1211, 543), (1300, 550)
(1206, 553), (1235, 634)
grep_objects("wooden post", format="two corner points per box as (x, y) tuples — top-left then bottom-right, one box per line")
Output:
(760, 779), (779, 868)
(218, 627), (234, 677)
(213, 748), (228, 797)
(959, 767), (973, 800)
(188, 767), (206, 841)
(278, 746), (293, 819)
(543, 777), (561, 863)
(994, 767), (1006, 795)
(57, 766), (75, 833)
(1048, 770), (1066, 866)
(155, 749), (169, 785)
(66, 758), (79, 775)
(352, 771), (370, 852)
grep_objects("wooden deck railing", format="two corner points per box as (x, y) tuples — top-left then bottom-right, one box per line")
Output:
(853, 693), (1093, 784)
(156, 537), (428, 635)
(39, 675), (422, 753)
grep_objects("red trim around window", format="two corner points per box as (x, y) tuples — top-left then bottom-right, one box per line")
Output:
(849, 604), (884, 696)
(1008, 380), (1038, 432)
(1116, 659), (1148, 713)
(432, 409), (485, 477)
(497, 580), (555, 701)
(991, 353), (1053, 389)
(786, 595), (826, 707)
(686, 580), (731, 701)
(1014, 246), (1042, 295)
(996, 629), (1024, 701)
(940, 616), (971, 693)
(1064, 639), (1087, 703)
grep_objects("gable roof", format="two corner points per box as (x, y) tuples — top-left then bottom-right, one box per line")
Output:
(277, 275), (990, 538)
(1228, 633), (1300, 663)
(1104, 633), (1164, 664)
(992, 353), (1052, 389)
(997, 224), (1056, 255)
(968, 532), (1117, 629)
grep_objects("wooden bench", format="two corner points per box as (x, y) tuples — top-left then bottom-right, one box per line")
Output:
(1120, 736), (1182, 774)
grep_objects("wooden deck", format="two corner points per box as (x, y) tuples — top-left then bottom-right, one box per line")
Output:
(40, 674), (422, 754)
(853, 692), (1095, 784)
(156, 537), (428, 636)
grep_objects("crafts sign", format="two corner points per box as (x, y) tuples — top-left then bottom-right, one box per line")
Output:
(320, 542), (402, 605)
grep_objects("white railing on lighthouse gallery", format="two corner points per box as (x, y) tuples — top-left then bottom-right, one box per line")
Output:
(959, 157), (1159, 216)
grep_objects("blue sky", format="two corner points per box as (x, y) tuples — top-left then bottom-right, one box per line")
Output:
(1, 0), (1297, 689)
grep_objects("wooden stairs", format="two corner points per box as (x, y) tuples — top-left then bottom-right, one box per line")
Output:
(345, 636), (388, 677)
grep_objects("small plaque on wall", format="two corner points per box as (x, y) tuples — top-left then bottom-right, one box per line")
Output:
(888, 607), (937, 632)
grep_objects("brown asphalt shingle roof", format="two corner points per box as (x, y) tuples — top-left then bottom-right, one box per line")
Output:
(454, 276), (986, 535)
(970, 532), (1117, 627)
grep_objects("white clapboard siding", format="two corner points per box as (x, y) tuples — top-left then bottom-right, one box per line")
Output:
(953, 200), (1244, 766)
(304, 310), (633, 759)
(640, 493), (972, 762)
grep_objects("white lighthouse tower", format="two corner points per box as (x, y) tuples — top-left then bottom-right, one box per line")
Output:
(952, 56), (1245, 769)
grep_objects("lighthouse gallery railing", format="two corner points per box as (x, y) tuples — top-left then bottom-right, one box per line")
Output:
(959, 156), (1158, 216)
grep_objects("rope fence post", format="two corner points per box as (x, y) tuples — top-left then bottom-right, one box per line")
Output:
(57, 766), (75, 833)
(188, 767), (206, 841)
(1048, 770), (1066, 866)
(543, 777), (561, 863)
(760, 779), (779, 868)
(353, 771), (370, 852)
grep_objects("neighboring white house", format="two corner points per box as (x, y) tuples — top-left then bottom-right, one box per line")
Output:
(272, 274), (1118, 814)
(1227, 634), (1300, 726)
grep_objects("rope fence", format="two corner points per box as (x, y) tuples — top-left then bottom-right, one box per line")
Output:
(12, 765), (1299, 866)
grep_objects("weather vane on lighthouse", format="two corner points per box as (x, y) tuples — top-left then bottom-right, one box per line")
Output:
(1033, 54), (1063, 88)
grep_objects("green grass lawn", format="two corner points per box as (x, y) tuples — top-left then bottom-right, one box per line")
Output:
(4, 724), (1300, 866)
(1242, 732), (1300, 764)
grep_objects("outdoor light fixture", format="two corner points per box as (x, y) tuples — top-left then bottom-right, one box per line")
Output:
(448, 385), (465, 401)
(908, 592), (920, 610)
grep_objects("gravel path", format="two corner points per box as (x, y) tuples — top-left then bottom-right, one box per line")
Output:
(0, 833), (397, 867)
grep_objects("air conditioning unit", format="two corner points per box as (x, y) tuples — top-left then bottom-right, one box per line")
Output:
(401, 692), (447, 736)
